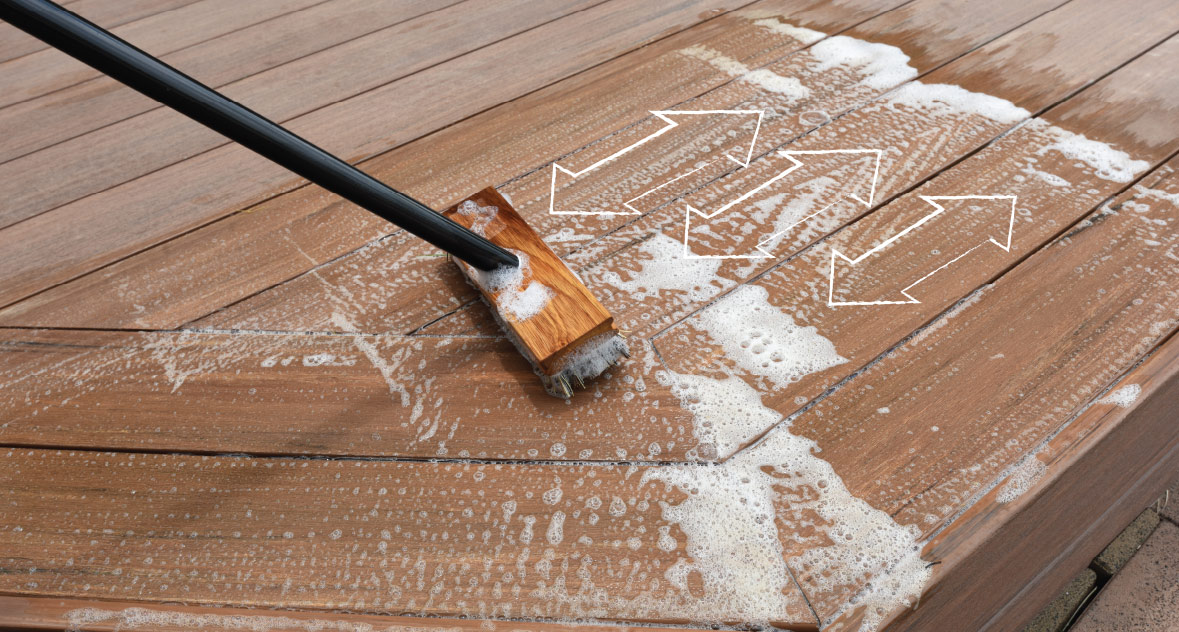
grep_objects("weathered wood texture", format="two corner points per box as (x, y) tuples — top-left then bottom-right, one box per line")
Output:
(2, 0), (1179, 630)
(0, 0), (196, 63)
(0, 0), (773, 308)
(0, 595), (714, 632)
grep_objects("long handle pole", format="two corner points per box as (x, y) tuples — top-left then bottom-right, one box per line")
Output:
(0, 0), (518, 271)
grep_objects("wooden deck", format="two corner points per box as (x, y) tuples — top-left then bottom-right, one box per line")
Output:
(2, 0), (1178, 630)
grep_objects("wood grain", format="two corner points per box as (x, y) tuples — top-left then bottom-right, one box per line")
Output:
(0, 594), (711, 632)
(0, 0), (197, 64)
(0, 0), (1055, 332)
(0, 0), (906, 330)
(2, 152), (1176, 629)
(0, 0), (327, 111)
(881, 307), (1179, 631)
(0, 0), (765, 309)
(0, 0), (602, 230)
(0, 0), (461, 163)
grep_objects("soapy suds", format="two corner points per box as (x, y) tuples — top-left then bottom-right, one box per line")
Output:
(1098, 383), (1141, 408)
(680, 45), (810, 99)
(651, 369), (930, 629)
(1038, 128), (1149, 183)
(63, 607), (452, 632)
(695, 285), (847, 388)
(810, 35), (918, 90)
(886, 81), (1031, 124)
(996, 453), (1047, 503)
(599, 232), (734, 302)
(466, 251), (554, 322)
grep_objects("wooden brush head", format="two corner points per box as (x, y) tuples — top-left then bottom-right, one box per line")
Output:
(443, 188), (625, 397)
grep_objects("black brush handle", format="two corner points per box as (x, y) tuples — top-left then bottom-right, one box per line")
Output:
(0, 0), (518, 271)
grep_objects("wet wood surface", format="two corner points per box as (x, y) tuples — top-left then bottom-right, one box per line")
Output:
(1, 0), (1178, 630)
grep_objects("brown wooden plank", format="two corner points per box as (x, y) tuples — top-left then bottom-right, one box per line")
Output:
(0, 0), (331, 111)
(0, 594), (712, 632)
(0, 0), (198, 64)
(0, 0), (603, 230)
(150, 0), (1140, 340)
(0, 445), (823, 628)
(0, 0), (763, 309)
(880, 316), (1179, 630)
(0, 0), (1048, 331)
(0, 0), (462, 162)
(3, 158), (1177, 628)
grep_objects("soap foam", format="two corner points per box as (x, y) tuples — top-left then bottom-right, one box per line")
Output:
(599, 232), (734, 302)
(886, 81), (1030, 124)
(1098, 383), (1141, 408)
(646, 370), (930, 628)
(996, 453), (1047, 503)
(695, 284), (847, 388)
(1038, 128), (1149, 183)
(466, 251), (554, 322)
(810, 35), (918, 90)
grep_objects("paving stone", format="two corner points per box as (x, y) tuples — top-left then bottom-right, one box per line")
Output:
(1092, 508), (1161, 578)
(1073, 520), (1179, 632)
(1021, 569), (1097, 632)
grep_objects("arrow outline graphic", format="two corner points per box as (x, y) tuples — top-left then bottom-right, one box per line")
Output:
(548, 109), (765, 216)
(827, 194), (1017, 307)
(681, 148), (883, 260)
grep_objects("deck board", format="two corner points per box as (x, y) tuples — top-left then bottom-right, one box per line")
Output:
(0, 0), (762, 309)
(2, 0), (1178, 630)
(0, 0), (463, 162)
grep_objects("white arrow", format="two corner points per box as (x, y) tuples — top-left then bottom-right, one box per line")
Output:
(549, 110), (763, 215)
(682, 148), (882, 259)
(827, 195), (1017, 306)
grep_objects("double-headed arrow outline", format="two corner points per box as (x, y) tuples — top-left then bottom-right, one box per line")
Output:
(681, 148), (883, 259)
(827, 195), (1017, 307)
(549, 110), (764, 215)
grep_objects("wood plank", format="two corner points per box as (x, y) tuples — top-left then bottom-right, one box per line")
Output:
(880, 302), (1179, 630)
(0, 0), (603, 230)
(0, 0), (762, 309)
(418, 0), (1178, 342)
(0, 0), (461, 162)
(0, 0), (1047, 331)
(654, 29), (1179, 454)
(0, 445), (822, 628)
(169, 0), (1142, 338)
(0, 0), (198, 64)
(6, 0), (1172, 465)
(3, 156), (1176, 628)
(0, 594), (705, 632)
(0, 0), (330, 111)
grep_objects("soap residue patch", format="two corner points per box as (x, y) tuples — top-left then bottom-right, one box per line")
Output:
(680, 45), (810, 100)
(886, 81), (1030, 124)
(1098, 383), (1141, 408)
(1038, 127), (1149, 183)
(695, 285), (847, 388)
(810, 35), (918, 90)
(996, 453), (1047, 503)
(648, 370), (930, 629)
(598, 232), (734, 302)
(63, 607), (447, 632)
(466, 251), (554, 322)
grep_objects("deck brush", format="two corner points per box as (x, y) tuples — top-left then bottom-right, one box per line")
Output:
(444, 188), (628, 398)
(2, 0), (627, 397)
